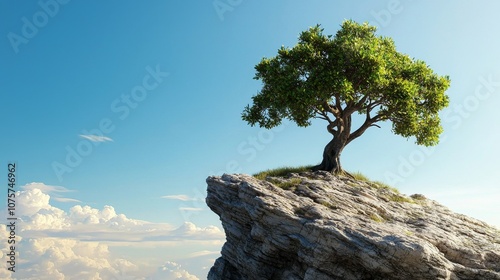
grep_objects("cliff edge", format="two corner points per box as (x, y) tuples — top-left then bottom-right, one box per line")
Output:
(206, 171), (500, 280)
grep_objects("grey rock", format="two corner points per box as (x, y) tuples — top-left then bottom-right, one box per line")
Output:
(206, 172), (500, 280)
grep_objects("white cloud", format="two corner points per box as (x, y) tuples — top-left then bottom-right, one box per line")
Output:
(22, 182), (74, 193)
(0, 226), (14, 279)
(152, 261), (199, 280)
(186, 250), (220, 258)
(79, 134), (113, 142)
(19, 238), (120, 280)
(179, 207), (205, 212)
(161, 195), (198, 201)
(22, 182), (79, 204)
(52, 197), (82, 203)
(16, 188), (53, 217)
(0, 184), (225, 279)
(171, 222), (221, 237)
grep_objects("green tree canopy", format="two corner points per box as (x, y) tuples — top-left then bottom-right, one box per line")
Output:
(242, 20), (450, 174)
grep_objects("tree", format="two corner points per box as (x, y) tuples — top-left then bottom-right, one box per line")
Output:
(242, 20), (450, 174)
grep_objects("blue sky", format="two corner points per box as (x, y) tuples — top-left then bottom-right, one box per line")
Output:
(1, 1), (500, 279)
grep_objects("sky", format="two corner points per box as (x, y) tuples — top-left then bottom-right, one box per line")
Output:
(1, 1), (499, 279)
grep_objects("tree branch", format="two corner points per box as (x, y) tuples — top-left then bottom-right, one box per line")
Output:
(323, 100), (340, 118)
(322, 111), (334, 123)
(334, 94), (342, 115)
(327, 121), (338, 135)
(347, 113), (378, 145)
(315, 115), (329, 121)
(354, 95), (369, 109)
(343, 93), (372, 117)
(371, 114), (385, 122)
(313, 106), (334, 123)
(366, 100), (383, 111)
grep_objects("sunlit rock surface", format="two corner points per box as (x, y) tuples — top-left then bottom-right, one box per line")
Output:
(206, 172), (500, 280)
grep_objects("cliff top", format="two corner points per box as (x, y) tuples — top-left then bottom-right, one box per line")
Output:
(207, 171), (500, 279)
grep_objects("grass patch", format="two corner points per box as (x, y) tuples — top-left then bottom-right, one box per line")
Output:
(253, 165), (314, 180)
(319, 200), (338, 210)
(254, 166), (407, 201)
(369, 213), (384, 223)
(371, 181), (400, 194)
(270, 178), (302, 190)
(351, 171), (370, 182)
(349, 172), (401, 194)
(389, 194), (414, 203)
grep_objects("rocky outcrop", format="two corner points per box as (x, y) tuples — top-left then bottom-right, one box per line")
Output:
(206, 172), (500, 280)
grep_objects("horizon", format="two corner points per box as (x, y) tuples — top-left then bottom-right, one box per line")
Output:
(1, 1), (499, 279)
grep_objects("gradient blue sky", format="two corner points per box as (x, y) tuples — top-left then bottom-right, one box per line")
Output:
(1, 1), (500, 279)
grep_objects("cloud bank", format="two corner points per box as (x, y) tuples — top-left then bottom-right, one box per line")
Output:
(1, 184), (224, 279)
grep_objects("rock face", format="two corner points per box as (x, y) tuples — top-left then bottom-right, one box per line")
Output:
(206, 172), (500, 280)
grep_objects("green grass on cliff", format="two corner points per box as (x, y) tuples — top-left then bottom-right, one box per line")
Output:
(253, 166), (400, 195)
(351, 171), (400, 194)
(253, 166), (421, 207)
(351, 171), (370, 181)
(253, 165), (315, 180)
(253, 165), (426, 208)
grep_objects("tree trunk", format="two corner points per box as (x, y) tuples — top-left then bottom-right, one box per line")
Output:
(312, 136), (346, 174)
